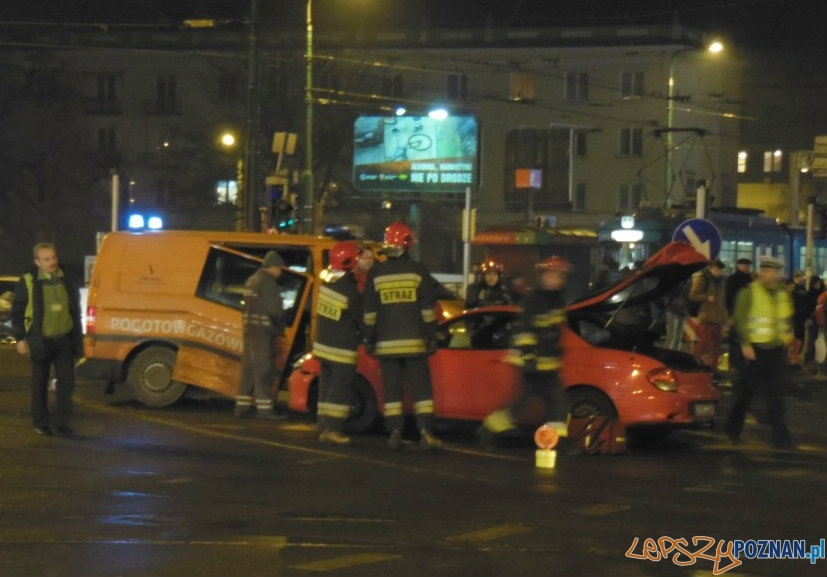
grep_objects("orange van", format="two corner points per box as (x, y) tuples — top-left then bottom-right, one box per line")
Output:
(80, 230), (335, 406)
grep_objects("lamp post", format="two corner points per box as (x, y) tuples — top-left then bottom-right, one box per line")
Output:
(220, 131), (244, 231)
(303, 0), (315, 234)
(664, 41), (724, 206)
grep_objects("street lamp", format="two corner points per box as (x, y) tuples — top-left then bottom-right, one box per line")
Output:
(220, 130), (244, 231)
(304, 0), (315, 234)
(665, 40), (724, 205)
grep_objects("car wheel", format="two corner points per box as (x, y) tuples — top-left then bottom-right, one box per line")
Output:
(127, 346), (187, 407)
(343, 375), (379, 433)
(567, 387), (617, 419)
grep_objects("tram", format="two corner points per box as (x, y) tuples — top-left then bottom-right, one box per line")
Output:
(598, 207), (827, 278)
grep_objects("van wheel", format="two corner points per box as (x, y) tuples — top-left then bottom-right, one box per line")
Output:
(343, 375), (379, 433)
(128, 347), (187, 407)
(567, 388), (617, 419)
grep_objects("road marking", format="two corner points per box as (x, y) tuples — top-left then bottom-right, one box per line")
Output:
(449, 523), (532, 543)
(575, 503), (631, 516)
(292, 553), (401, 571)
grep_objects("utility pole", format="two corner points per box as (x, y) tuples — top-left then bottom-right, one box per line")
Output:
(244, 0), (261, 231)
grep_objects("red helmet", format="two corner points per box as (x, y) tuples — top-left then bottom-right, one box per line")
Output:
(480, 260), (504, 274)
(329, 241), (361, 271)
(536, 255), (571, 273)
(383, 221), (415, 252)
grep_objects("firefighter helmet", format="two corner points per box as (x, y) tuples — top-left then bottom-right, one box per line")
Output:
(329, 241), (361, 271)
(383, 221), (415, 254)
(480, 259), (504, 274)
(536, 255), (571, 273)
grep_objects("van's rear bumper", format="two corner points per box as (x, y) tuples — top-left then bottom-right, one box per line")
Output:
(76, 358), (121, 383)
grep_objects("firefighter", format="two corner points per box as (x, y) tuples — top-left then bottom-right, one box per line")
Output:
(234, 250), (286, 419)
(364, 221), (442, 450)
(479, 255), (571, 449)
(465, 259), (514, 309)
(314, 241), (366, 445)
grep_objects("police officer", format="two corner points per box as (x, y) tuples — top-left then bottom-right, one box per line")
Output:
(364, 221), (442, 450)
(465, 259), (514, 309)
(12, 242), (84, 436)
(726, 256), (795, 450)
(314, 241), (366, 445)
(479, 255), (571, 448)
(234, 250), (286, 419)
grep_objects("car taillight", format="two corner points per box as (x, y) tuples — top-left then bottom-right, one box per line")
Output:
(86, 306), (96, 335)
(647, 367), (678, 392)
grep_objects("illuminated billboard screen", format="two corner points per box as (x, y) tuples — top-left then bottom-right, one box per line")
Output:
(353, 115), (478, 193)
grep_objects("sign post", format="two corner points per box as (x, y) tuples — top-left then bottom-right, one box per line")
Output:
(672, 218), (722, 260)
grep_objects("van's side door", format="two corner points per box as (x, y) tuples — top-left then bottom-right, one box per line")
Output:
(173, 245), (312, 399)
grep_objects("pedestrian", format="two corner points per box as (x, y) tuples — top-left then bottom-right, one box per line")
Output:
(363, 221), (442, 450)
(801, 275), (825, 372)
(789, 270), (808, 366)
(726, 256), (796, 450)
(314, 241), (366, 445)
(11, 242), (84, 436)
(465, 259), (514, 309)
(352, 241), (376, 294)
(479, 255), (571, 449)
(724, 258), (753, 372)
(233, 250), (287, 419)
(689, 259), (728, 373)
(663, 279), (690, 351)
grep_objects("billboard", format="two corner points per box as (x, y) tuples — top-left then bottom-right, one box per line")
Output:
(353, 115), (478, 193)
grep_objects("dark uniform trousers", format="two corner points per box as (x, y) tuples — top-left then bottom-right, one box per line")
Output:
(509, 370), (568, 425)
(726, 345), (792, 446)
(317, 360), (357, 432)
(380, 357), (434, 432)
(31, 333), (76, 429)
(238, 326), (278, 411)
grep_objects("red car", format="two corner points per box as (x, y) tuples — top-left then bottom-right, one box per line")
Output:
(288, 242), (719, 439)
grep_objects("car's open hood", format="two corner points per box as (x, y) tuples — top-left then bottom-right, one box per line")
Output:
(568, 242), (708, 315)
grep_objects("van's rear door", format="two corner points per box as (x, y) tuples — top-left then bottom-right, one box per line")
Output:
(174, 245), (312, 399)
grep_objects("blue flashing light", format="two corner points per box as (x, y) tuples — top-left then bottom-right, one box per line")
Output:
(146, 216), (164, 230)
(127, 214), (145, 230)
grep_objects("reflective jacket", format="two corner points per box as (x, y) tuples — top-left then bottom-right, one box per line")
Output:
(312, 270), (365, 365)
(363, 254), (437, 358)
(11, 267), (83, 359)
(506, 288), (566, 372)
(735, 282), (793, 346)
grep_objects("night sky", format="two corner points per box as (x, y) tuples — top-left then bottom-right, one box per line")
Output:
(0, 0), (823, 51)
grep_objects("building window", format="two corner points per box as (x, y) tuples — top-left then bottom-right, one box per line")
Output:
(447, 73), (468, 100)
(503, 128), (571, 212)
(618, 183), (643, 210)
(620, 71), (643, 99)
(217, 73), (241, 103)
(737, 151), (748, 174)
(29, 70), (58, 101)
(573, 183), (587, 211)
(381, 74), (404, 98)
(573, 131), (588, 157)
(216, 180), (238, 205)
(97, 127), (116, 152)
(565, 72), (589, 101)
(763, 150), (783, 173)
(156, 75), (177, 115)
(619, 127), (643, 156)
(97, 74), (116, 102)
(509, 72), (536, 102)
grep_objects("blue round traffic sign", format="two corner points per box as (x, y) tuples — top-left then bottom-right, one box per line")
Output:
(672, 218), (721, 260)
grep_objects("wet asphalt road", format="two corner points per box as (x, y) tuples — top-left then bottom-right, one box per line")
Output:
(1, 344), (825, 577)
